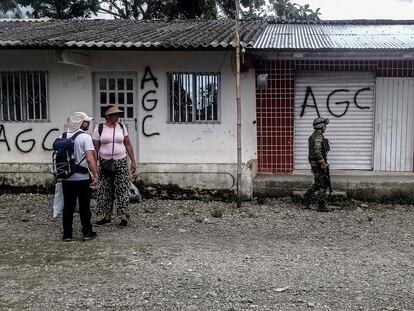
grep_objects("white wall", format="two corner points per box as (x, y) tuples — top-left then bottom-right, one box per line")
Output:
(0, 50), (93, 163)
(90, 50), (257, 165)
(0, 49), (257, 194)
(0, 50), (257, 165)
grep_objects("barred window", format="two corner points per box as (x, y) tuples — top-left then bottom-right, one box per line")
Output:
(168, 72), (219, 123)
(0, 71), (48, 121)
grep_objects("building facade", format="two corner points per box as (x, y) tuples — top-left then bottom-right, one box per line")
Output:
(0, 20), (264, 196)
(253, 22), (414, 175)
(2, 19), (414, 199)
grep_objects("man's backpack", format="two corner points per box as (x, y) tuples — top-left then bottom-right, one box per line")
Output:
(52, 131), (89, 179)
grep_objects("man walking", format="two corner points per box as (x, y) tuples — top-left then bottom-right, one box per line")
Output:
(61, 112), (99, 241)
(303, 117), (331, 212)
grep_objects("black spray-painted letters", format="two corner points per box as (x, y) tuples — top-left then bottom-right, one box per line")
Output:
(0, 124), (59, 153)
(300, 86), (371, 118)
(141, 66), (160, 137)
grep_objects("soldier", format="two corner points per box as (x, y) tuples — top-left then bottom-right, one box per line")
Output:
(303, 117), (331, 212)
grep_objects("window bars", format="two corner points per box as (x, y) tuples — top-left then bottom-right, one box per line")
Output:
(98, 77), (135, 119)
(0, 71), (48, 122)
(168, 72), (219, 123)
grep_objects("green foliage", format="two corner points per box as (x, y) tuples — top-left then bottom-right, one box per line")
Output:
(216, 0), (320, 20)
(15, 0), (321, 21)
(241, 0), (267, 19)
(0, 0), (23, 18)
(214, 0), (266, 19)
(17, 0), (100, 19)
(267, 0), (321, 21)
(204, 0), (217, 19)
(331, 198), (354, 208)
(210, 208), (223, 218)
(99, 0), (219, 20)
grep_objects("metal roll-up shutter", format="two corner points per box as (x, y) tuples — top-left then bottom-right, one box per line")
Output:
(294, 72), (375, 170)
(374, 78), (414, 171)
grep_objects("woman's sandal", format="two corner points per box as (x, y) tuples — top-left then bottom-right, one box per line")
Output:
(96, 217), (112, 226)
(118, 219), (128, 227)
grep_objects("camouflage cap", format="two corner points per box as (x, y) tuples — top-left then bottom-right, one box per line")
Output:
(313, 117), (329, 129)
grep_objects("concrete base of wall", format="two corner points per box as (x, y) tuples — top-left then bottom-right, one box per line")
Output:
(135, 162), (255, 197)
(254, 170), (414, 203)
(0, 162), (257, 198)
(0, 164), (55, 192)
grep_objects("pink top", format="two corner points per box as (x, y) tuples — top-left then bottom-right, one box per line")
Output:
(92, 123), (129, 160)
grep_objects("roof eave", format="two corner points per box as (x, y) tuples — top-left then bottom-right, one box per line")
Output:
(250, 48), (414, 60)
(0, 44), (241, 52)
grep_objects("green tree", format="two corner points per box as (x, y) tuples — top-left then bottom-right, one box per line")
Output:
(13, 0), (320, 21)
(216, 0), (266, 19)
(215, 0), (320, 20)
(97, 0), (272, 20)
(268, 0), (321, 21)
(17, 0), (100, 19)
(98, 0), (218, 20)
(0, 0), (23, 18)
(242, 0), (267, 19)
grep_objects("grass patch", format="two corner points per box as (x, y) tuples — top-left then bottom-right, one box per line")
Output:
(210, 208), (224, 218)
(200, 196), (212, 203)
(331, 198), (354, 208)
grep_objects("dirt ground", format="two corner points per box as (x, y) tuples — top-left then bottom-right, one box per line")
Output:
(0, 193), (413, 311)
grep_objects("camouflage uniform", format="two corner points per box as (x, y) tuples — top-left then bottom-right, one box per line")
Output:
(303, 118), (330, 210)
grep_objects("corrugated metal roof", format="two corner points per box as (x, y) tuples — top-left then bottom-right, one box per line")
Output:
(255, 22), (414, 50)
(0, 19), (265, 49)
(2, 19), (414, 51)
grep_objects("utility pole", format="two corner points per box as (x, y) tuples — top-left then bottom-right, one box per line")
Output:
(235, 0), (242, 208)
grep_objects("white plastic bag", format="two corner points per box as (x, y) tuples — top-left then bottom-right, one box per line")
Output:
(53, 183), (64, 218)
(129, 182), (142, 203)
(53, 182), (79, 218)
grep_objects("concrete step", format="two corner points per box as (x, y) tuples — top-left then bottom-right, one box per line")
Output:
(253, 172), (414, 202)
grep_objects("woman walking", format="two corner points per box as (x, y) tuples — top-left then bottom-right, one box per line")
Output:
(92, 106), (137, 227)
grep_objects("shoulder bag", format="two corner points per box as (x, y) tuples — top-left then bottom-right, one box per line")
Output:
(100, 126), (116, 177)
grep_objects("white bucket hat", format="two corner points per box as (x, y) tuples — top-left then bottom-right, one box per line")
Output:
(67, 112), (93, 132)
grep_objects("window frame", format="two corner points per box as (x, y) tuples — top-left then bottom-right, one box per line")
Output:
(167, 72), (221, 124)
(93, 72), (138, 121)
(0, 71), (49, 122)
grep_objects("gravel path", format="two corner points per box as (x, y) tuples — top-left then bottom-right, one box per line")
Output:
(0, 194), (413, 311)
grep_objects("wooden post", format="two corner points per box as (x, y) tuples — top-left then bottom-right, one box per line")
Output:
(235, 0), (242, 208)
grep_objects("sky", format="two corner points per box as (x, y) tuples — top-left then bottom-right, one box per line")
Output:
(293, 0), (414, 20)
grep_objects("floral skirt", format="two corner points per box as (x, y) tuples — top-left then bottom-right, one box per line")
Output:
(96, 157), (130, 216)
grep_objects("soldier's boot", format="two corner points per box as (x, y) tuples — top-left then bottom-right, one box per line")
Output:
(316, 192), (331, 212)
(301, 190), (313, 209)
(316, 200), (331, 212)
(317, 205), (331, 212)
